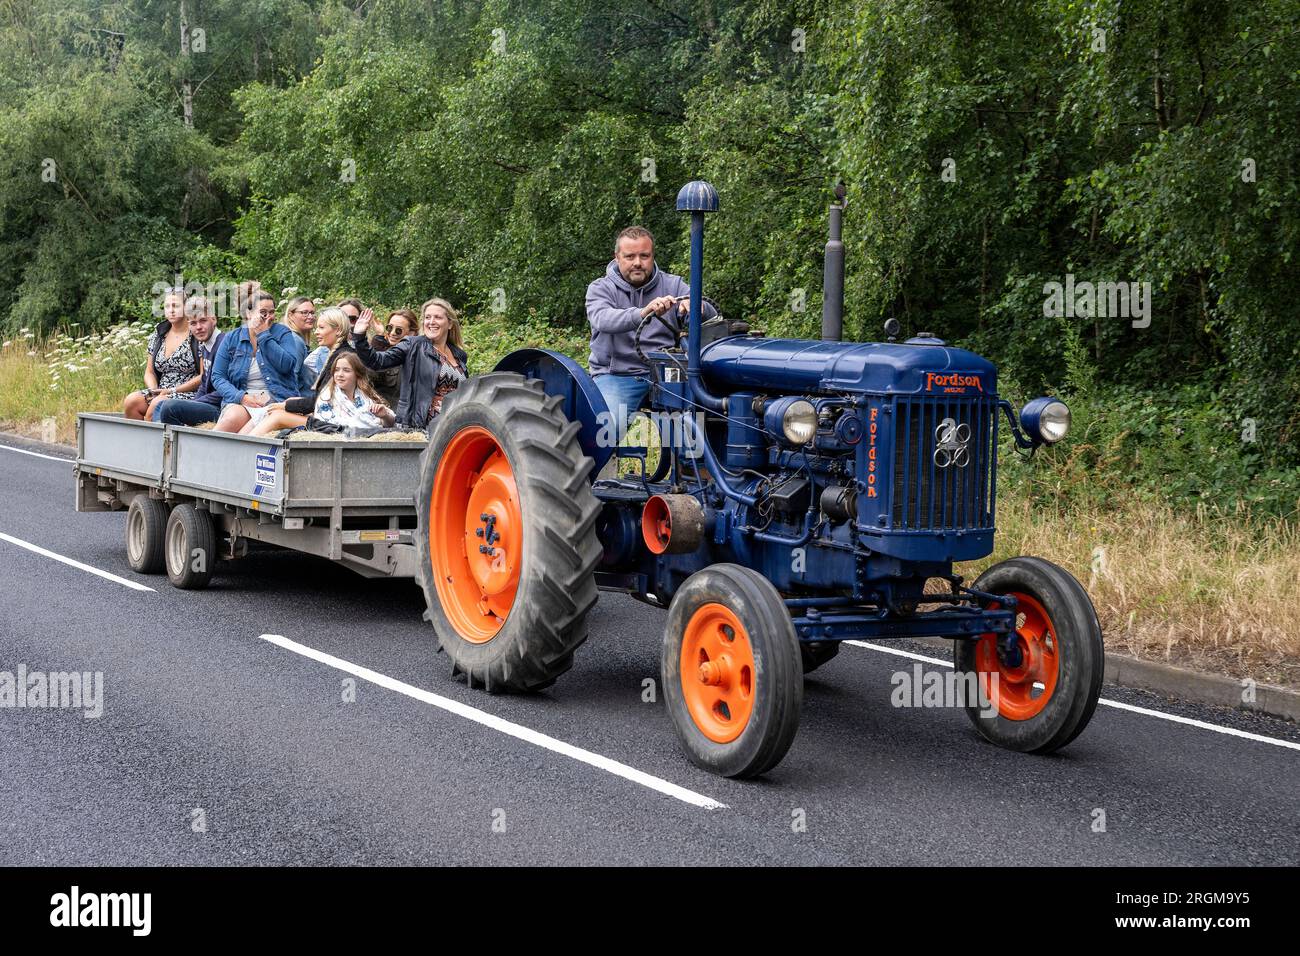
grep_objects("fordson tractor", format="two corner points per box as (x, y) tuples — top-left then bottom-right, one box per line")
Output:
(414, 180), (1103, 779)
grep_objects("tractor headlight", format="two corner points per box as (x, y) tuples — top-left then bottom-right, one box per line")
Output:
(762, 396), (819, 446)
(1020, 397), (1071, 444)
(781, 399), (818, 445)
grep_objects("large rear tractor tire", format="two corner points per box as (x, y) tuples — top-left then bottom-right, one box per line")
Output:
(662, 564), (803, 778)
(415, 373), (602, 693)
(954, 556), (1104, 753)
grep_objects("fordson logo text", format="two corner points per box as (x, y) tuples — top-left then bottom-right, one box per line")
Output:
(925, 372), (983, 394)
(866, 406), (879, 498)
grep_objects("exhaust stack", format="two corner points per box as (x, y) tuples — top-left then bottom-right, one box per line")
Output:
(821, 182), (846, 341)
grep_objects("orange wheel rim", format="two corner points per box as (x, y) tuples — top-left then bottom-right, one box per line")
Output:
(429, 426), (521, 644)
(680, 603), (756, 743)
(973, 592), (1060, 720)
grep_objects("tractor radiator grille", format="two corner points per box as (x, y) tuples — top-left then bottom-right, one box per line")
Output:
(891, 395), (997, 531)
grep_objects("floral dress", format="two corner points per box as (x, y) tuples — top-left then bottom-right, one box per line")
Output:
(147, 329), (200, 390)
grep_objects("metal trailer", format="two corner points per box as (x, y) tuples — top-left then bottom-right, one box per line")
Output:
(74, 413), (427, 586)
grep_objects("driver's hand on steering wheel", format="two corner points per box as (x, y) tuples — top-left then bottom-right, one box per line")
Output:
(641, 295), (677, 319)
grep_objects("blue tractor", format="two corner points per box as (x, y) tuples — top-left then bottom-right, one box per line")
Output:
(414, 180), (1103, 778)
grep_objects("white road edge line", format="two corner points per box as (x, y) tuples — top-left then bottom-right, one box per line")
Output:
(846, 640), (1300, 753)
(0, 443), (70, 463)
(0, 531), (154, 592)
(257, 633), (728, 810)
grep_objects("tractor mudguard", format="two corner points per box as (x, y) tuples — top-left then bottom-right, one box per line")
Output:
(493, 348), (613, 476)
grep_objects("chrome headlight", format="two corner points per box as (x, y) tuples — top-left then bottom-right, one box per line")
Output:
(781, 399), (818, 445)
(762, 396), (819, 446)
(1020, 397), (1071, 444)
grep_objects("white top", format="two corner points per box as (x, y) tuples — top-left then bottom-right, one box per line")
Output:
(245, 354), (268, 395)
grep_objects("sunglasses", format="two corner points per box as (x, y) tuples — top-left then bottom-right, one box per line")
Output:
(385, 324), (409, 333)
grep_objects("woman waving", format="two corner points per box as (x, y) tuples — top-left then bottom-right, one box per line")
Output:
(351, 297), (469, 432)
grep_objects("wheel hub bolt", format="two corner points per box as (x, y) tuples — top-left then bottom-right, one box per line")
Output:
(698, 660), (726, 686)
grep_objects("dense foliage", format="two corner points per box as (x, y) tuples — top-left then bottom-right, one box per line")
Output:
(1, 0), (1297, 510)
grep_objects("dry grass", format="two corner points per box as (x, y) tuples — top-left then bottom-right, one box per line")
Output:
(288, 429), (426, 442)
(969, 496), (1300, 688)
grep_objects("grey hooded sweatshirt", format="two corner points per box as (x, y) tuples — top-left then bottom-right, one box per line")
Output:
(586, 260), (716, 376)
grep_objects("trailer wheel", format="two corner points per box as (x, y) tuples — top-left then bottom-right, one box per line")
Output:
(165, 503), (216, 590)
(800, 641), (840, 674)
(416, 373), (601, 692)
(954, 556), (1103, 753)
(662, 564), (803, 778)
(125, 496), (168, 574)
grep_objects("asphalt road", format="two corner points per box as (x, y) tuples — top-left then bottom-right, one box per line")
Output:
(1, 434), (1297, 866)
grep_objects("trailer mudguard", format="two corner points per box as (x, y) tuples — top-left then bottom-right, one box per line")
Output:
(493, 348), (613, 476)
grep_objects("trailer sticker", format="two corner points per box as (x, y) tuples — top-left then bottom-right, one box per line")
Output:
(254, 452), (277, 492)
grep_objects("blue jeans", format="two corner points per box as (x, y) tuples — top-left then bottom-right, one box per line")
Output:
(153, 399), (220, 427)
(593, 373), (650, 445)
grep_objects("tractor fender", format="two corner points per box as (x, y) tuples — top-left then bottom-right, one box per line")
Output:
(493, 348), (613, 476)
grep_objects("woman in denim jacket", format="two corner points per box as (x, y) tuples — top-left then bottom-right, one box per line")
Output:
(212, 290), (313, 433)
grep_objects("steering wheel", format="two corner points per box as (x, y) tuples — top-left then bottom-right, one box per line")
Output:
(633, 295), (721, 368)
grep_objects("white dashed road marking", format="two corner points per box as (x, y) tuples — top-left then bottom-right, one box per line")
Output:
(0, 443), (70, 463)
(0, 531), (154, 592)
(259, 633), (728, 810)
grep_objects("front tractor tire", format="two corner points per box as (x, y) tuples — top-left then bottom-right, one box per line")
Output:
(415, 373), (602, 693)
(662, 564), (803, 778)
(954, 556), (1104, 754)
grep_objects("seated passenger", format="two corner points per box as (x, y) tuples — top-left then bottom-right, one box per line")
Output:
(284, 296), (318, 351)
(351, 297), (468, 432)
(244, 307), (354, 437)
(368, 307), (414, 410)
(123, 288), (202, 420)
(309, 352), (395, 431)
(151, 297), (225, 427)
(211, 290), (310, 433)
(336, 298), (365, 336)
